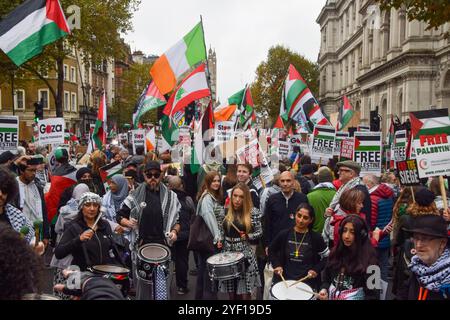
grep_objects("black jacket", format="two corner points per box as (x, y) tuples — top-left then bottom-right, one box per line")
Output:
(11, 178), (50, 239)
(172, 189), (195, 242)
(264, 191), (309, 247)
(55, 217), (119, 271)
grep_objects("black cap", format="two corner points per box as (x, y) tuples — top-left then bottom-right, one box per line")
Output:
(144, 160), (161, 172)
(415, 188), (436, 207)
(405, 215), (448, 238)
(0, 151), (15, 165)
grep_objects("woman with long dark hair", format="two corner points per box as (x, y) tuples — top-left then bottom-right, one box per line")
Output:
(319, 214), (379, 300)
(269, 203), (329, 291)
(195, 171), (224, 300)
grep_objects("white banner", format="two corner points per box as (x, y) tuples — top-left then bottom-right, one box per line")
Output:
(38, 118), (65, 145)
(132, 129), (146, 154)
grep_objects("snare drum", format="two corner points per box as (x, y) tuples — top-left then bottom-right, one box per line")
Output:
(91, 265), (130, 297)
(206, 251), (245, 281)
(269, 280), (316, 300)
(136, 243), (171, 282)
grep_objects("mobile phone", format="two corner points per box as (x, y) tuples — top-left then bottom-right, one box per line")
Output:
(27, 155), (44, 165)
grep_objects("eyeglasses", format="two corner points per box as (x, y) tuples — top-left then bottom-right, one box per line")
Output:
(145, 171), (161, 179)
(413, 234), (440, 243)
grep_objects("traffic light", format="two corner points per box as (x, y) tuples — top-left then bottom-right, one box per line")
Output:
(34, 101), (44, 121)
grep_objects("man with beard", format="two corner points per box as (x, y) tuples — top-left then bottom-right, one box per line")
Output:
(116, 160), (181, 300)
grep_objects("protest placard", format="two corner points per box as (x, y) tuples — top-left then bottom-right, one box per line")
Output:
(38, 118), (65, 145)
(334, 131), (349, 156)
(340, 137), (354, 161)
(354, 132), (381, 176)
(397, 160), (421, 186)
(311, 125), (335, 159)
(392, 130), (407, 162)
(132, 129), (146, 154)
(0, 116), (18, 153)
(214, 121), (235, 147)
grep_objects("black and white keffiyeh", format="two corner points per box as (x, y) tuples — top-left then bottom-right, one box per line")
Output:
(409, 249), (450, 292)
(77, 192), (102, 210)
(5, 203), (34, 244)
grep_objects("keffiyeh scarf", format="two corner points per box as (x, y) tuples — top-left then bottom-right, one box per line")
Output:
(409, 249), (450, 293)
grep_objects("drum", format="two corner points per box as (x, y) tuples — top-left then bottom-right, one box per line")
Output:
(136, 243), (171, 282)
(91, 265), (130, 297)
(206, 251), (245, 280)
(269, 280), (316, 300)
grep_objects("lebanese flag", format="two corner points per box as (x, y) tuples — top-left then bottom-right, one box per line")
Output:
(163, 63), (210, 118)
(0, 0), (70, 66)
(92, 93), (107, 150)
(45, 166), (77, 224)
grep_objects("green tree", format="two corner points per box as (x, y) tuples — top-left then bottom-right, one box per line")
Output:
(111, 62), (157, 128)
(0, 0), (140, 117)
(376, 0), (450, 30)
(251, 45), (319, 126)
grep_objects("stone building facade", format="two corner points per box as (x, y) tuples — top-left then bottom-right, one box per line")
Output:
(316, 0), (450, 135)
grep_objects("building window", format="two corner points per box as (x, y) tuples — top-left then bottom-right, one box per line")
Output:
(71, 93), (77, 112)
(14, 89), (25, 110)
(64, 65), (69, 81)
(64, 91), (70, 112)
(70, 66), (76, 83)
(38, 89), (49, 110)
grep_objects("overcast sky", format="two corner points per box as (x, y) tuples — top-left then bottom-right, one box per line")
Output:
(124, 0), (325, 103)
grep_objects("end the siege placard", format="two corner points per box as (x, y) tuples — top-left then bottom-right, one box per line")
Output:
(397, 159), (421, 186)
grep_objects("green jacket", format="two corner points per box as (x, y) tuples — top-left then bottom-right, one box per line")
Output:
(307, 183), (336, 233)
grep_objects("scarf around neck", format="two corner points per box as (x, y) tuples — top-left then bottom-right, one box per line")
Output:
(409, 248), (450, 293)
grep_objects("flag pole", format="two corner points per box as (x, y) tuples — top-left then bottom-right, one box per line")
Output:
(200, 15), (213, 115)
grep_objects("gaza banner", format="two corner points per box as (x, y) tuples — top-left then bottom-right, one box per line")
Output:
(410, 108), (450, 178)
(333, 131), (349, 156)
(132, 129), (146, 154)
(0, 116), (18, 153)
(38, 118), (65, 145)
(354, 132), (382, 176)
(311, 125), (335, 159)
(392, 130), (407, 162)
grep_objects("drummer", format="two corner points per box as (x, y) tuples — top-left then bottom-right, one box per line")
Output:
(269, 203), (329, 291)
(219, 183), (262, 300)
(54, 192), (124, 271)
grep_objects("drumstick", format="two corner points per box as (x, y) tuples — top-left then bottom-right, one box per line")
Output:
(230, 221), (243, 235)
(294, 285), (319, 297)
(288, 274), (311, 287)
(279, 272), (288, 289)
(91, 209), (104, 231)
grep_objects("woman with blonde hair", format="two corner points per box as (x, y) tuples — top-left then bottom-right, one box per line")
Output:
(219, 183), (262, 300)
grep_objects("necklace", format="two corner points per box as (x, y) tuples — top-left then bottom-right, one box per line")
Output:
(293, 230), (308, 258)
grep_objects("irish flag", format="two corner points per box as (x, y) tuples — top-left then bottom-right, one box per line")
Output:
(150, 22), (207, 95)
(337, 96), (354, 130)
(213, 88), (245, 123)
(0, 0), (70, 66)
(133, 81), (167, 128)
(163, 63), (210, 118)
(146, 127), (156, 151)
(92, 93), (107, 151)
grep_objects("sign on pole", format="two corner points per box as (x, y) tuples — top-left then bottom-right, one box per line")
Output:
(311, 125), (335, 159)
(340, 137), (354, 161)
(334, 131), (349, 156)
(132, 129), (146, 154)
(397, 160), (421, 186)
(392, 130), (407, 163)
(354, 131), (382, 176)
(214, 121), (235, 147)
(38, 118), (65, 145)
(410, 108), (450, 178)
(0, 116), (18, 153)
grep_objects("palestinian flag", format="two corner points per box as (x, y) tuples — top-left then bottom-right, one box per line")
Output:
(191, 118), (203, 174)
(99, 161), (123, 183)
(44, 165), (77, 224)
(239, 85), (255, 130)
(0, 0), (70, 66)
(274, 115), (284, 129)
(337, 96), (354, 130)
(410, 109), (450, 139)
(163, 63), (210, 118)
(150, 22), (206, 94)
(313, 125), (335, 141)
(132, 81), (166, 128)
(159, 114), (178, 153)
(213, 88), (245, 122)
(92, 93), (107, 151)
(202, 100), (214, 143)
(354, 132), (382, 152)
